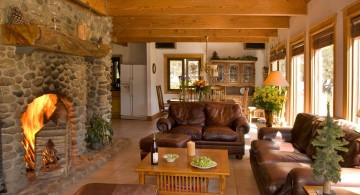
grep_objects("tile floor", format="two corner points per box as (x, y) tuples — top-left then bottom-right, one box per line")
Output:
(60, 119), (260, 195)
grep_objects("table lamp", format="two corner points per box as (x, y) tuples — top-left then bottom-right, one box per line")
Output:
(263, 71), (289, 87)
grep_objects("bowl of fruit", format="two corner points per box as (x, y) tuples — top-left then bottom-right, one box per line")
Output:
(163, 154), (179, 162)
(191, 156), (217, 169)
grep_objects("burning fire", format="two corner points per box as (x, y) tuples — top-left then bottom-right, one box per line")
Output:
(21, 94), (58, 170)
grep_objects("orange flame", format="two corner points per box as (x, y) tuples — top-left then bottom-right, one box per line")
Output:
(21, 94), (57, 170)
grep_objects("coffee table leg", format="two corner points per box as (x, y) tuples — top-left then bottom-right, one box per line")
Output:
(138, 172), (145, 184)
(220, 175), (226, 195)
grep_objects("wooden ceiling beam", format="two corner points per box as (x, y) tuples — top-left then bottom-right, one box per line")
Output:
(111, 36), (269, 43)
(112, 29), (277, 38)
(107, 0), (307, 16)
(71, 0), (107, 15)
(113, 15), (289, 29)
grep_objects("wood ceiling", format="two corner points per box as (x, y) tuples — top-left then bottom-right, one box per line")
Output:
(72, 0), (309, 43)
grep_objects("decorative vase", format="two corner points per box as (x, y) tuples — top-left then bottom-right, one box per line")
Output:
(198, 91), (204, 101)
(323, 180), (331, 195)
(264, 110), (274, 127)
(91, 139), (103, 150)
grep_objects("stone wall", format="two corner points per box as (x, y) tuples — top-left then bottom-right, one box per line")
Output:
(0, 0), (112, 193)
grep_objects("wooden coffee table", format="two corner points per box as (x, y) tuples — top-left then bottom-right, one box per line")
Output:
(134, 147), (229, 195)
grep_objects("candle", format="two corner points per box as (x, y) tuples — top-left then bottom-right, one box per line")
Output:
(187, 141), (195, 156)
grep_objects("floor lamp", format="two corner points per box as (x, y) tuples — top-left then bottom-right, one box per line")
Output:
(263, 71), (289, 126)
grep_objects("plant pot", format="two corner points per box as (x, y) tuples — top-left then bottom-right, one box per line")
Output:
(265, 110), (274, 127)
(91, 140), (103, 150)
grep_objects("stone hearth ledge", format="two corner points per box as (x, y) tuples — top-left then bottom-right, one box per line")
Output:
(16, 138), (131, 195)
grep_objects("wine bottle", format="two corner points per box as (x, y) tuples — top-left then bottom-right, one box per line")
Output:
(151, 133), (158, 165)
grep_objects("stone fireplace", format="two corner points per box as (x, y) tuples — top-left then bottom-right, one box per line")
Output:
(0, 0), (112, 193)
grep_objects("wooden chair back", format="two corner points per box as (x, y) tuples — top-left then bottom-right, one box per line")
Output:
(156, 85), (167, 113)
(209, 86), (226, 100)
(241, 88), (250, 118)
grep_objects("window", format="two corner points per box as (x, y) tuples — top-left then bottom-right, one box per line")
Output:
(311, 27), (335, 116)
(270, 47), (286, 77)
(290, 41), (305, 123)
(164, 54), (202, 93)
(345, 9), (360, 123)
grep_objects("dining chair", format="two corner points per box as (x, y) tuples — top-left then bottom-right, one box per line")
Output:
(209, 86), (226, 100)
(241, 88), (250, 119)
(156, 85), (169, 115)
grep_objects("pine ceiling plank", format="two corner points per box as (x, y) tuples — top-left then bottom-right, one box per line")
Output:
(112, 29), (277, 37)
(111, 36), (269, 43)
(112, 15), (289, 29)
(107, 0), (307, 16)
(71, 0), (107, 15)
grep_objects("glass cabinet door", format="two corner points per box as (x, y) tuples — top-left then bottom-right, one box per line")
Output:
(229, 64), (239, 84)
(242, 63), (253, 84)
(214, 64), (226, 83)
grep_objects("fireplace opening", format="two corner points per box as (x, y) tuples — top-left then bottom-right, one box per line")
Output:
(21, 94), (71, 179)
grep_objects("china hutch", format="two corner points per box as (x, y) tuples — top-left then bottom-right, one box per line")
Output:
(210, 60), (256, 106)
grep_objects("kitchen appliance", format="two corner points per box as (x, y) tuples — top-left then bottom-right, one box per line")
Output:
(120, 64), (147, 120)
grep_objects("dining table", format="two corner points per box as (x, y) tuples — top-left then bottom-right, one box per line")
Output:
(167, 98), (236, 104)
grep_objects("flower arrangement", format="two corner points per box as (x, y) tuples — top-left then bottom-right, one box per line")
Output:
(252, 85), (287, 113)
(178, 75), (191, 86)
(192, 80), (210, 93)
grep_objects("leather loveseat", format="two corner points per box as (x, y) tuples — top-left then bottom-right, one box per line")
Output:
(156, 102), (250, 159)
(250, 113), (360, 195)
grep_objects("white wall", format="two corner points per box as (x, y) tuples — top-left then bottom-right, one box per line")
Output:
(112, 42), (268, 117)
(280, 0), (357, 118)
(148, 42), (267, 116)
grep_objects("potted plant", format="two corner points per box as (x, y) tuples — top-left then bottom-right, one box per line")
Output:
(311, 103), (348, 195)
(251, 85), (287, 127)
(85, 115), (113, 150)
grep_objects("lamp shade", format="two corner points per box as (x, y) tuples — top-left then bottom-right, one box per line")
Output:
(263, 71), (289, 87)
(357, 109), (360, 117)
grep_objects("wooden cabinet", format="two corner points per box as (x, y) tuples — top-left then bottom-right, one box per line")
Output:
(210, 60), (255, 87)
(209, 60), (256, 114)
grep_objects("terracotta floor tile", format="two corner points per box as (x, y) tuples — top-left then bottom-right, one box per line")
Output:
(60, 118), (260, 194)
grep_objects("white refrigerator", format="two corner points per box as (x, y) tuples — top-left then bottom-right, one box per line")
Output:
(120, 64), (147, 120)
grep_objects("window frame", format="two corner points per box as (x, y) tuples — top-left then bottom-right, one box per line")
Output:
(164, 54), (203, 94)
(308, 15), (337, 116)
(343, 1), (360, 123)
(289, 33), (305, 125)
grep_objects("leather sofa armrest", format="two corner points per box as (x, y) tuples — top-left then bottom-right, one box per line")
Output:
(233, 117), (250, 134)
(156, 117), (175, 133)
(258, 127), (292, 142)
(278, 167), (360, 195)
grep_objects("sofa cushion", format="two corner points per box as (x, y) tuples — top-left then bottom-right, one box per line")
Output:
(256, 150), (313, 164)
(169, 103), (205, 125)
(336, 120), (360, 167)
(257, 162), (311, 195)
(251, 140), (280, 154)
(205, 103), (241, 126)
(291, 113), (323, 152)
(170, 125), (203, 140)
(202, 125), (237, 141)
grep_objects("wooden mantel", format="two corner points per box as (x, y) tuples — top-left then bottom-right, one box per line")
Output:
(1, 24), (110, 58)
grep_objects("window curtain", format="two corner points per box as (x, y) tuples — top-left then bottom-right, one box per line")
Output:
(351, 15), (360, 38)
(292, 42), (304, 56)
(313, 27), (334, 49)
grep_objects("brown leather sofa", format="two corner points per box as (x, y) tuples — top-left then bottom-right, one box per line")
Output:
(156, 102), (250, 159)
(250, 113), (360, 195)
